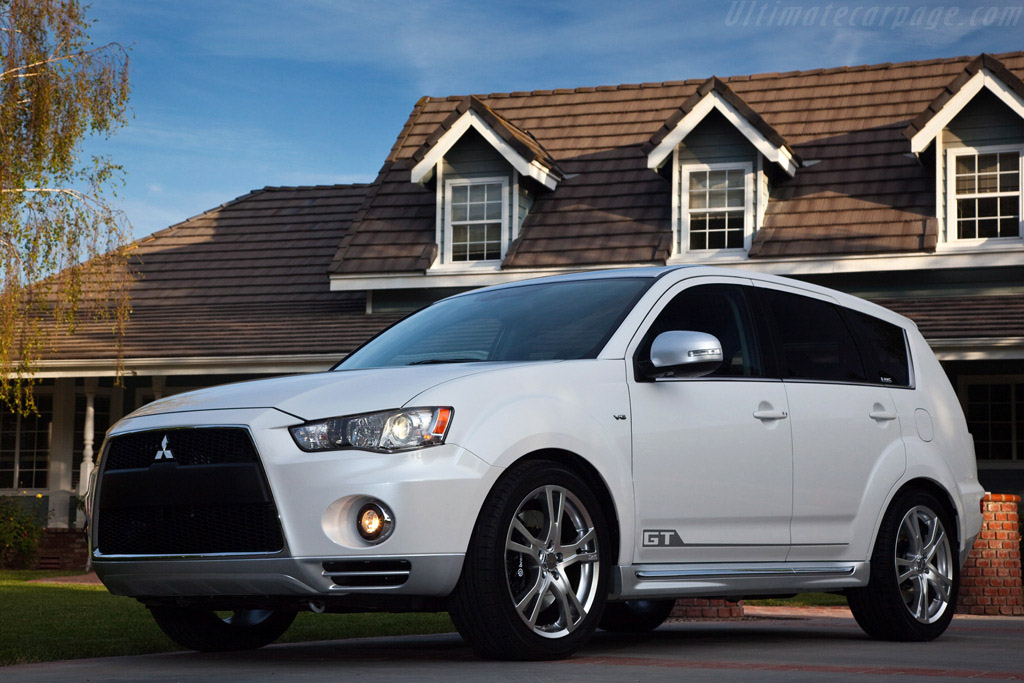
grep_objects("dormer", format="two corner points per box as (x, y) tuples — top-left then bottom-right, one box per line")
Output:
(644, 77), (799, 260)
(409, 96), (562, 269)
(906, 54), (1024, 249)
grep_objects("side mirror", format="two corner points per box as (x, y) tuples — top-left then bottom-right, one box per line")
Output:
(647, 330), (724, 379)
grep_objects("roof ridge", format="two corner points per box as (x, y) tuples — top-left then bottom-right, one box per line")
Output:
(432, 51), (1023, 102)
(259, 183), (373, 191)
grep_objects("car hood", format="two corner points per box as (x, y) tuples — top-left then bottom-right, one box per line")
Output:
(126, 364), (519, 421)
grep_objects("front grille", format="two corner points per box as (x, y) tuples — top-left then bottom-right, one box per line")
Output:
(323, 559), (411, 587)
(98, 503), (283, 555)
(95, 428), (284, 556)
(104, 428), (259, 470)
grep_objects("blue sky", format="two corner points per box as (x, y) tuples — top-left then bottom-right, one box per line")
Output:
(83, 0), (1024, 239)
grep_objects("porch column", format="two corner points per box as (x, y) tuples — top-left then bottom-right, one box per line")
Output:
(77, 378), (97, 497)
(152, 375), (166, 400)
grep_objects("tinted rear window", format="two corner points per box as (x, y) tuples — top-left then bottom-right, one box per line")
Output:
(842, 309), (912, 387)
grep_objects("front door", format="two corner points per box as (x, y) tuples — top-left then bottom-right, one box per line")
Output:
(629, 280), (793, 563)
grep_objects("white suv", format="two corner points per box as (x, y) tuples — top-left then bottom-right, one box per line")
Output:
(89, 266), (984, 659)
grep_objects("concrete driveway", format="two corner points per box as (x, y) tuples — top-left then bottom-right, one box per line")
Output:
(4, 608), (1023, 682)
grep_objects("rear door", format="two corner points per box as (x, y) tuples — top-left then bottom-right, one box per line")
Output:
(754, 284), (907, 562)
(629, 278), (793, 563)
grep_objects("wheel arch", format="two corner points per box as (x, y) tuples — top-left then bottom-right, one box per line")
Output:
(880, 478), (961, 548)
(507, 448), (622, 568)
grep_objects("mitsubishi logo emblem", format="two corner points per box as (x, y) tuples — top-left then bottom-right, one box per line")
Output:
(154, 435), (174, 460)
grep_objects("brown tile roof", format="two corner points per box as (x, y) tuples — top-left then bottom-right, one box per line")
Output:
(330, 51), (1024, 273)
(42, 184), (401, 362)
(877, 295), (1024, 340)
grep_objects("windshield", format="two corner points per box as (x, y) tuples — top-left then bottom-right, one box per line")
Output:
(337, 278), (652, 369)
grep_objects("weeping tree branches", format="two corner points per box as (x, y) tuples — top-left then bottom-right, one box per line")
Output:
(0, 0), (131, 413)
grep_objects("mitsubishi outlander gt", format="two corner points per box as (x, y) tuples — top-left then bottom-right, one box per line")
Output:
(88, 266), (984, 660)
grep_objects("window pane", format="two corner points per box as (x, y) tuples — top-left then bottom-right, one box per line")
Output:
(452, 243), (468, 261)
(727, 189), (744, 208)
(957, 218), (977, 239)
(468, 184), (484, 203)
(709, 190), (727, 208)
(978, 196), (998, 218)
(958, 198), (976, 219)
(690, 171), (709, 191)
(727, 169), (745, 188)
(484, 200), (502, 221)
(978, 218), (999, 238)
(468, 201), (485, 221)
(978, 153), (999, 174)
(978, 173), (999, 193)
(998, 152), (1016, 169)
(955, 174), (975, 194)
(708, 229), (726, 249)
(689, 190), (707, 209)
(451, 204), (467, 221)
(956, 155), (975, 174)
(762, 289), (867, 383)
(1000, 217), (1019, 237)
(843, 310), (910, 386)
(999, 195), (1019, 217)
(641, 284), (763, 378)
(1000, 171), (1020, 192)
(709, 170), (729, 190)
(452, 224), (467, 243)
(727, 229), (744, 249)
(452, 185), (468, 203)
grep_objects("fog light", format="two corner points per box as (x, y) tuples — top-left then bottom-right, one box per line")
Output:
(357, 502), (393, 543)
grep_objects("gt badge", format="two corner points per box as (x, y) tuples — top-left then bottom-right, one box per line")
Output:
(642, 529), (684, 547)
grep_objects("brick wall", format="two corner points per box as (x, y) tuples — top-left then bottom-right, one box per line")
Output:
(958, 493), (1023, 616)
(33, 529), (89, 571)
(672, 598), (744, 618)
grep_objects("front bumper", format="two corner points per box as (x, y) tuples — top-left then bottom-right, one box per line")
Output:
(92, 407), (498, 600)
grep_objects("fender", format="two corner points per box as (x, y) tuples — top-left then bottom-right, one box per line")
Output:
(408, 359), (636, 565)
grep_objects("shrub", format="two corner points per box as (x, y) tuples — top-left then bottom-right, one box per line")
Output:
(0, 496), (44, 569)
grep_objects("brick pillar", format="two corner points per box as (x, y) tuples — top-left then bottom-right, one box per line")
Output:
(671, 598), (743, 619)
(32, 529), (90, 571)
(958, 493), (1023, 616)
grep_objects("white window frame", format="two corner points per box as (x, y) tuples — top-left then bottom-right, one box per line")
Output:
(439, 176), (510, 269)
(677, 161), (754, 258)
(944, 144), (1024, 247)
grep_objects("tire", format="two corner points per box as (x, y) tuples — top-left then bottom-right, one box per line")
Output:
(149, 606), (297, 652)
(449, 460), (610, 660)
(847, 489), (959, 641)
(599, 599), (676, 633)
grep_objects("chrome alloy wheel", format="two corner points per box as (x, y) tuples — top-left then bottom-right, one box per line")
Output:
(895, 505), (954, 624)
(504, 485), (601, 639)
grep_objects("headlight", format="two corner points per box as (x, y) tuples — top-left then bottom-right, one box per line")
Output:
(290, 407), (453, 453)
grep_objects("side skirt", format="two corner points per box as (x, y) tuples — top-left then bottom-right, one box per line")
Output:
(612, 561), (870, 600)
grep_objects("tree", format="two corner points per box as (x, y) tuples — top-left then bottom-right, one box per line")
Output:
(0, 0), (131, 413)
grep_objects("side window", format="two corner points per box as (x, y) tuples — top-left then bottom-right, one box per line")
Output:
(842, 309), (912, 387)
(760, 289), (866, 383)
(639, 284), (763, 378)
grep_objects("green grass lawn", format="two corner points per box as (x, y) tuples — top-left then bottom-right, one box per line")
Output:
(0, 571), (454, 666)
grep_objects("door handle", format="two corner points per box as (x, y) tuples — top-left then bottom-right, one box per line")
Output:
(753, 409), (788, 421)
(869, 405), (898, 421)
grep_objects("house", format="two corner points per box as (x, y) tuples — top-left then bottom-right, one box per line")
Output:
(5, 51), (1024, 538)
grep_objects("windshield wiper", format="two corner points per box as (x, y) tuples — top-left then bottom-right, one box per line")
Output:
(408, 358), (484, 365)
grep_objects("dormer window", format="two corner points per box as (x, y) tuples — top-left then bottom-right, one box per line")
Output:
(949, 147), (1022, 241)
(446, 178), (508, 262)
(683, 164), (752, 251)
